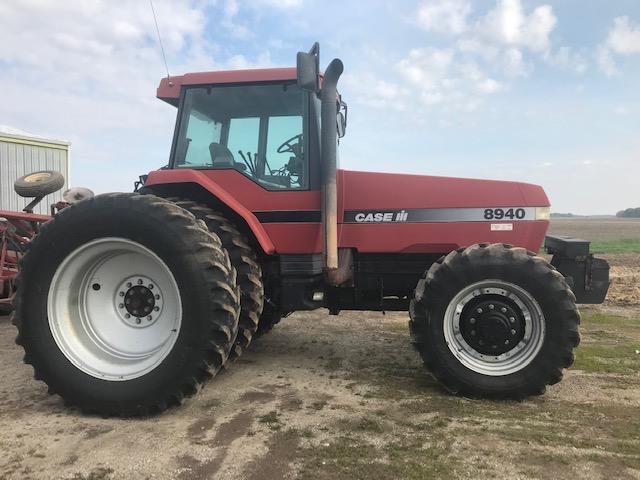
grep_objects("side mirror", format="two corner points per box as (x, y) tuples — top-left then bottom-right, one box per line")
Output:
(297, 42), (320, 92)
(337, 100), (348, 138)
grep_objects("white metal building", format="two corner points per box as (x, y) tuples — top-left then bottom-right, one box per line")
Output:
(0, 125), (70, 215)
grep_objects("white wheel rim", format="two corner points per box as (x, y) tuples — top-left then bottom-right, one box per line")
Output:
(443, 280), (545, 376)
(48, 237), (182, 381)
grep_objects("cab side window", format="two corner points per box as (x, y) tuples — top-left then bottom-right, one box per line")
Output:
(265, 116), (305, 189)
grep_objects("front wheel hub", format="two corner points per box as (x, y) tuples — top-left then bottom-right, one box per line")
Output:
(444, 280), (546, 376)
(459, 296), (525, 355)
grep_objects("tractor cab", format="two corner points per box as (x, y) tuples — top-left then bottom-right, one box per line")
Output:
(171, 81), (312, 190)
(158, 44), (345, 197)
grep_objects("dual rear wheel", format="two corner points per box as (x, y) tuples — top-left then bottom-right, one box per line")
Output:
(13, 194), (253, 416)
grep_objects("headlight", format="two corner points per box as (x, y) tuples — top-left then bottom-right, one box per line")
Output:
(535, 207), (550, 220)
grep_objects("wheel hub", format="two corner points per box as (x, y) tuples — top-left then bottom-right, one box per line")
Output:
(459, 296), (525, 355)
(444, 281), (546, 376)
(116, 276), (163, 327)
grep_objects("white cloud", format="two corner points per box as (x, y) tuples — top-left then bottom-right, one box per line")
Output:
(394, 48), (503, 111)
(614, 106), (629, 116)
(394, 0), (564, 114)
(397, 48), (455, 88)
(596, 16), (640, 76)
(256, 0), (303, 7)
(0, 0), (275, 192)
(544, 46), (588, 74)
(412, 0), (569, 85)
(501, 47), (532, 76)
(607, 16), (640, 54)
(596, 45), (619, 76)
(416, 0), (471, 35)
(475, 0), (556, 53)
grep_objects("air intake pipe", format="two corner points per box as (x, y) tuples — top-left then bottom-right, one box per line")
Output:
(320, 58), (344, 272)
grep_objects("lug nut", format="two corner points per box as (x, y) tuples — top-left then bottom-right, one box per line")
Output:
(118, 303), (124, 309)
(154, 306), (159, 312)
(147, 315), (152, 321)
(501, 307), (507, 313)
(470, 318), (476, 324)
(136, 318), (141, 324)
(119, 291), (125, 297)
(125, 313), (131, 319)
(148, 284), (154, 289)
(511, 329), (516, 335)
(509, 317), (515, 323)
(155, 294), (160, 300)
(138, 279), (143, 285)
(488, 304), (495, 310)
(126, 282), (132, 288)
(476, 308), (483, 314)
(505, 340), (510, 345)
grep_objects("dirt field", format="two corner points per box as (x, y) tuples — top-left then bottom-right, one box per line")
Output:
(548, 217), (640, 241)
(0, 220), (639, 480)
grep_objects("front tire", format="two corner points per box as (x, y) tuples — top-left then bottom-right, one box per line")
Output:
(13, 193), (240, 416)
(409, 243), (580, 398)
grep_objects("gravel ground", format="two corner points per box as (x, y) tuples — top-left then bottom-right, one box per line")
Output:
(1, 302), (639, 480)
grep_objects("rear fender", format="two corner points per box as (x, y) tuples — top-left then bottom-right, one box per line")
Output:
(143, 170), (276, 255)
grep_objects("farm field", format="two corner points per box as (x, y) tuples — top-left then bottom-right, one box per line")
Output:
(0, 218), (638, 480)
(549, 217), (640, 254)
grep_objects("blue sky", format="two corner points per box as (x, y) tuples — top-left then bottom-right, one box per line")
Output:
(1, 0), (639, 214)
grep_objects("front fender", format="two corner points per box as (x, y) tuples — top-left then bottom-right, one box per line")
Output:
(144, 169), (276, 255)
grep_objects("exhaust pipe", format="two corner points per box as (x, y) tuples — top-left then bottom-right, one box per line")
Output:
(320, 59), (344, 272)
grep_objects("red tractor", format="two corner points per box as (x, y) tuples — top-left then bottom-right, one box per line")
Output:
(12, 44), (609, 416)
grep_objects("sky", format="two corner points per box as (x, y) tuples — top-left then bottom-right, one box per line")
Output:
(0, 0), (639, 215)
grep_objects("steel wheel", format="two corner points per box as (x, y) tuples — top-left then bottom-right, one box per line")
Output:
(48, 237), (182, 381)
(443, 279), (545, 376)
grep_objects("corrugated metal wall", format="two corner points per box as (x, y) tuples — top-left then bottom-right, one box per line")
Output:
(0, 140), (69, 215)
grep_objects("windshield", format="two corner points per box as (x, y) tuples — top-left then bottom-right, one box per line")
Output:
(172, 83), (307, 190)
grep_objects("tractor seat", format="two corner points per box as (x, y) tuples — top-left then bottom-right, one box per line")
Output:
(209, 143), (235, 166)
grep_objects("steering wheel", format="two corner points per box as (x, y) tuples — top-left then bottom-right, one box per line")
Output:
(276, 134), (303, 154)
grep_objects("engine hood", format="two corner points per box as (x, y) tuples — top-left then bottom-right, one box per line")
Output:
(340, 170), (549, 211)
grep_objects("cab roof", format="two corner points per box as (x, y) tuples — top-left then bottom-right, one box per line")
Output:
(157, 67), (297, 106)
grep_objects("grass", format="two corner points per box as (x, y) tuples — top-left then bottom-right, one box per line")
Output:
(297, 435), (458, 480)
(583, 313), (640, 327)
(574, 313), (640, 374)
(573, 344), (640, 374)
(590, 238), (640, 254)
(258, 410), (282, 431)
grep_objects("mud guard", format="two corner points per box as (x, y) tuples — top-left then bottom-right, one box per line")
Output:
(544, 235), (610, 304)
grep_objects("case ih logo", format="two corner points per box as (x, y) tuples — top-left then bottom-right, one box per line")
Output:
(353, 210), (408, 223)
(344, 207), (537, 224)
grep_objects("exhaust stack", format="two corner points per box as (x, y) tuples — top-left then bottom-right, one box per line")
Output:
(320, 59), (343, 271)
(296, 43), (343, 272)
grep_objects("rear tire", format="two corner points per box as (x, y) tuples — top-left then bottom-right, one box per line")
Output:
(164, 199), (263, 361)
(13, 193), (240, 416)
(409, 243), (580, 398)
